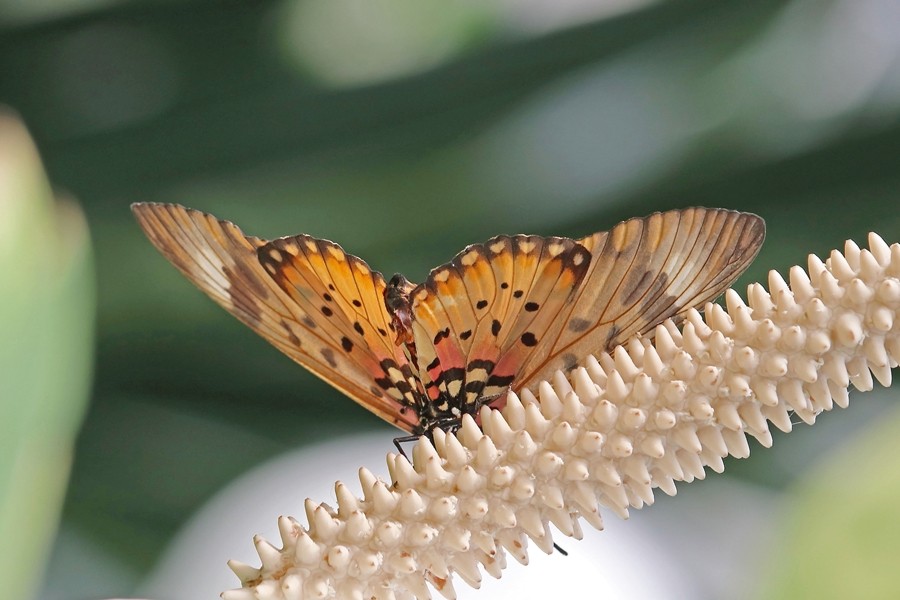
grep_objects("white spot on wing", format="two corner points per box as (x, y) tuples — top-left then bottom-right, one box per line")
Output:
(461, 250), (479, 267)
(190, 246), (231, 293)
(468, 367), (488, 381)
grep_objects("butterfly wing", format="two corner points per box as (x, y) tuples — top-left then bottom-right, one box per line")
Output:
(409, 235), (593, 410)
(257, 235), (425, 425)
(409, 208), (764, 406)
(132, 202), (421, 432)
(516, 207), (765, 386)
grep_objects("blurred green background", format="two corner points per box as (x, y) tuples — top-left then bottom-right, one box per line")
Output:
(2, 0), (900, 598)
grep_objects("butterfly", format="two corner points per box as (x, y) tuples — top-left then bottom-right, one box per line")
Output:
(132, 204), (764, 449)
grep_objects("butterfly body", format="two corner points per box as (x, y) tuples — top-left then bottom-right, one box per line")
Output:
(384, 273), (417, 347)
(133, 204), (765, 442)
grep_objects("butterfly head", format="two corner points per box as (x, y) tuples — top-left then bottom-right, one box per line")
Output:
(385, 273), (414, 309)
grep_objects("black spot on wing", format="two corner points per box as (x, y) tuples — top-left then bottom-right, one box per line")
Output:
(341, 336), (354, 352)
(375, 358), (423, 407)
(353, 322), (365, 335)
(281, 319), (301, 347)
(568, 317), (591, 332)
(521, 332), (538, 347)
(622, 270), (656, 305)
(486, 373), (515, 388)
(224, 260), (270, 301)
(433, 327), (451, 345)
(321, 305), (333, 317)
(604, 325), (621, 351)
(435, 367), (465, 388)
(460, 329), (472, 340)
(476, 300), (488, 309)
(466, 359), (495, 372)
(321, 348), (337, 368)
(393, 377), (413, 395)
(464, 380), (486, 396)
(524, 302), (539, 312)
(222, 265), (264, 324)
(491, 319), (501, 336)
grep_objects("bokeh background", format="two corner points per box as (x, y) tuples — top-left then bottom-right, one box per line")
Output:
(2, 0), (900, 598)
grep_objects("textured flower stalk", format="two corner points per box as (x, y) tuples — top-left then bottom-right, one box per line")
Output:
(222, 233), (900, 600)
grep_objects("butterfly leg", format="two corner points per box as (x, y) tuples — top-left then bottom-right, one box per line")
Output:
(393, 434), (420, 460)
(392, 415), (463, 460)
(553, 542), (568, 556)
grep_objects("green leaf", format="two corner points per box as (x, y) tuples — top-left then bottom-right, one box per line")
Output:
(0, 111), (95, 600)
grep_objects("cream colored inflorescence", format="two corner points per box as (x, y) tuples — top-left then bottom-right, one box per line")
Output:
(222, 234), (900, 600)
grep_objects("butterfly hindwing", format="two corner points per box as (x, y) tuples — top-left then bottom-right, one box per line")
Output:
(257, 235), (425, 421)
(410, 235), (592, 411)
(132, 203), (421, 432)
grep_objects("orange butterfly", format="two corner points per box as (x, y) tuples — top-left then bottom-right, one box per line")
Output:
(133, 204), (764, 446)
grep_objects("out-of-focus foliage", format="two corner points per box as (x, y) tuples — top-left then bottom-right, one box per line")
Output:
(1, 0), (898, 598)
(0, 113), (94, 600)
(761, 401), (900, 600)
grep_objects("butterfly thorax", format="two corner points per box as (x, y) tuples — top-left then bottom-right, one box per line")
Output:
(384, 273), (416, 347)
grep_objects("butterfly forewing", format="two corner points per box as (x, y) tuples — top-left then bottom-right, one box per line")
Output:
(132, 203), (421, 432)
(516, 207), (765, 386)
